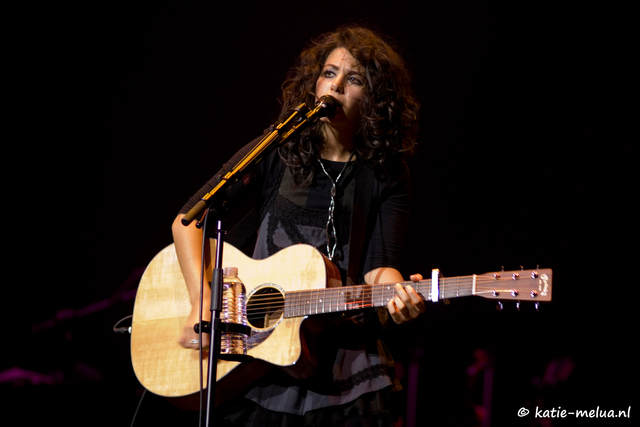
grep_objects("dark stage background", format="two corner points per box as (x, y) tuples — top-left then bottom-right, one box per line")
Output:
(5, 2), (636, 426)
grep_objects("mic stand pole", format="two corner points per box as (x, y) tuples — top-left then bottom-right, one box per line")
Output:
(205, 213), (225, 426)
(194, 202), (252, 427)
(187, 104), (308, 427)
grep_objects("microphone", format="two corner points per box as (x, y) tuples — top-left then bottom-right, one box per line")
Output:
(306, 95), (339, 122)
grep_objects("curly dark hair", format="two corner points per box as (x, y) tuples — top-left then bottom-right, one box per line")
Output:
(277, 25), (419, 183)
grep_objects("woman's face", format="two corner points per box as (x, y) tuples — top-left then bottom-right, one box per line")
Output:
(315, 47), (365, 129)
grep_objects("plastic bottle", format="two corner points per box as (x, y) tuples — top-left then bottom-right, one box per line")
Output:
(220, 267), (248, 355)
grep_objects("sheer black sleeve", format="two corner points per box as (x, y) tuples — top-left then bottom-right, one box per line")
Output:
(362, 161), (412, 275)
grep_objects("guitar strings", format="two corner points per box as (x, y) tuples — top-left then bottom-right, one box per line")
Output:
(240, 275), (543, 319)
(243, 277), (531, 306)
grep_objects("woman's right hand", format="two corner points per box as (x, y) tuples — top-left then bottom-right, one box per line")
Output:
(173, 213), (213, 350)
(178, 301), (211, 350)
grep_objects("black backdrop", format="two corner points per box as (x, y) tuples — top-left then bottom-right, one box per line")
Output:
(6, 2), (636, 426)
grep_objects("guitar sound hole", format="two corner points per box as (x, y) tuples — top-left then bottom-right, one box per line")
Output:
(247, 286), (284, 329)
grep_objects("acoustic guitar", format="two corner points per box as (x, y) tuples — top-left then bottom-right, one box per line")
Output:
(130, 240), (552, 408)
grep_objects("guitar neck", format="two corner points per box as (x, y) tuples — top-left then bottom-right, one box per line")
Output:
(283, 277), (470, 318)
(283, 268), (552, 318)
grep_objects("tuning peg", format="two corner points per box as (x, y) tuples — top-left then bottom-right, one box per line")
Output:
(535, 302), (540, 312)
(496, 302), (504, 311)
(516, 301), (521, 311)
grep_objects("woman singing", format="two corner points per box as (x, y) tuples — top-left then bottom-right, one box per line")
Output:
(172, 25), (424, 426)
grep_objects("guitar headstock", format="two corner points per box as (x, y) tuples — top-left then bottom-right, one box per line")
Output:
(474, 268), (552, 302)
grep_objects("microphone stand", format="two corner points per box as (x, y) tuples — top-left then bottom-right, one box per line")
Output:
(180, 96), (337, 427)
(182, 103), (307, 227)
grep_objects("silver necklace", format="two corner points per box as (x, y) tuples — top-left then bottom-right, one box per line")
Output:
(317, 152), (355, 261)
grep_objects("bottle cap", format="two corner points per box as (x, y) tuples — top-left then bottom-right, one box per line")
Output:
(223, 267), (238, 277)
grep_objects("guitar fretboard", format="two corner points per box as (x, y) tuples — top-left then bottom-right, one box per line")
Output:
(280, 268), (552, 318)
(282, 278), (477, 318)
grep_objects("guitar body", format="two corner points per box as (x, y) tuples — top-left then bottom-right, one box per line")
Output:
(130, 240), (342, 408)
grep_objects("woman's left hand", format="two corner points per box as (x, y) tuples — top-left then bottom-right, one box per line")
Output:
(387, 274), (426, 324)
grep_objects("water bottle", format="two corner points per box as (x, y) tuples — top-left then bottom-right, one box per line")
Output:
(220, 267), (248, 355)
